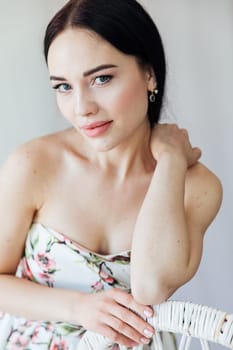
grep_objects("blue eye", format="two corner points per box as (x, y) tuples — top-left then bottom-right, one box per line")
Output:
(53, 83), (72, 93)
(94, 75), (112, 85)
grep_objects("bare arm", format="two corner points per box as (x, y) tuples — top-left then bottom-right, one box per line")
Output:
(0, 143), (83, 323)
(0, 141), (155, 347)
(131, 124), (223, 305)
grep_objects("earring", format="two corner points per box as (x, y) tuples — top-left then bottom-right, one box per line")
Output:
(149, 88), (158, 103)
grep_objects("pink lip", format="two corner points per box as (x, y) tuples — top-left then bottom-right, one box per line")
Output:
(80, 121), (113, 137)
(81, 121), (111, 129)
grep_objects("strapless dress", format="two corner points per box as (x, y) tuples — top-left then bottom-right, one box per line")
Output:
(0, 223), (176, 350)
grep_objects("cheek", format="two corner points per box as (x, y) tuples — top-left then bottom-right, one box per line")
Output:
(110, 81), (148, 117)
(56, 96), (73, 121)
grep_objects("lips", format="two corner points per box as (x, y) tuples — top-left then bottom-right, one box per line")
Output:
(80, 120), (113, 137)
(81, 121), (112, 130)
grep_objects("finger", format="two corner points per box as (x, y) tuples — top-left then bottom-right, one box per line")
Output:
(192, 147), (202, 161)
(108, 304), (154, 342)
(180, 128), (189, 137)
(188, 147), (202, 168)
(98, 324), (139, 347)
(110, 289), (154, 319)
(103, 313), (152, 346)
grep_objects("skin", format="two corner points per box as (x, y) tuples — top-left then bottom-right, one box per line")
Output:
(0, 28), (222, 347)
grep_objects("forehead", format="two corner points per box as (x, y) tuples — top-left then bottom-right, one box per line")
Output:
(47, 28), (134, 74)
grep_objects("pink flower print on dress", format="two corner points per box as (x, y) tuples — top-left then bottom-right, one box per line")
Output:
(50, 339), (68, 350)
(21, 258), (34, 281)
(7, 332), (28, 350)
(99, 262), (115, 285)
(31, 324), (41, 342)
(35, 252), (56, 274)
(38, 272), (55, 287)
(91, 280), (104, 291)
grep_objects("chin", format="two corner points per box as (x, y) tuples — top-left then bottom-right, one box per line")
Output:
(92, 144), (116, 153)
(88, 139), (119, 153)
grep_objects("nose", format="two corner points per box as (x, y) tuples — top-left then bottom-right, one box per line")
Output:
(74, 89), (98, 117)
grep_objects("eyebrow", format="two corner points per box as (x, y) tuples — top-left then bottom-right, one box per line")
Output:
(83, 64), (117, 77)
(50, 64), (118, 81)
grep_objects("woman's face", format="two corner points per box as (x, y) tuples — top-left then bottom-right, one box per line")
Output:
(47, 28), (155, 151)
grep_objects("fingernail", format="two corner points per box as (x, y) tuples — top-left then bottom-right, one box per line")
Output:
(144, 328), (154, 338)
(144, 309), (152, 317)
(140, 337), (150, 344)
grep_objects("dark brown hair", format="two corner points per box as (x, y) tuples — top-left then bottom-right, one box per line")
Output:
(44, 0), (166, 126)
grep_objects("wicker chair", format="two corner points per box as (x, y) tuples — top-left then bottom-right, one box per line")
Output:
(145, 300), (233, 350)
(72, 300), (233, 349)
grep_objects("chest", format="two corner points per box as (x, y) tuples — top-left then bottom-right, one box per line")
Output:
(37, 169), (151, 254)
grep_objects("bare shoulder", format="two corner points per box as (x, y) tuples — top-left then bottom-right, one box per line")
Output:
(0, 129), (74, 209)
(0, 129), (75, 273)
(1, 129), (71, 176)
(185, 162), (223, 232)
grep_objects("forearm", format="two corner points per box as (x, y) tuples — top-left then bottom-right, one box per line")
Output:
(0, 274), (83, 324)
(131, 153), (190, 303)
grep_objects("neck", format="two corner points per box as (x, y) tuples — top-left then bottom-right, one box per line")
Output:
(91, 122), (155, 182)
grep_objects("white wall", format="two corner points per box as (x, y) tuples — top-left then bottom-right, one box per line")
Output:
(1, 1), (232, 314)
(0, 0), (68, 160)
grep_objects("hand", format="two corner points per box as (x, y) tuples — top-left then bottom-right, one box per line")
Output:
(150, 123), (201, 168)
(76, 288), (155, 347)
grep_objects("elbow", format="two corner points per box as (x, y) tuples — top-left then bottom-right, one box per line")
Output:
(131, 269), (194, 305)
(131, 279), (177, 306)
(131, 262), (197, 305)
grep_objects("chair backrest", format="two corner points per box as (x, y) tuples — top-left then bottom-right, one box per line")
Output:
(68, 300), (233, 350)
(146, 300), (233, 350)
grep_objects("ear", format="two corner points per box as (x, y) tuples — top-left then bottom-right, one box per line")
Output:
(146, 66), (157, 91)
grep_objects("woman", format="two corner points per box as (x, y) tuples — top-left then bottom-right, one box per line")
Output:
(0, 0), (222, 349)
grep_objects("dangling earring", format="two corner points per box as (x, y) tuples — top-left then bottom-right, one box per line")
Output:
(149, 88), (158, 103)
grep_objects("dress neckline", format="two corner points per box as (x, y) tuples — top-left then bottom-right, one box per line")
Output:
(31, 222), (131, 259)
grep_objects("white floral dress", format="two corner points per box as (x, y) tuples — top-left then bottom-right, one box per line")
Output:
(0, 223), (176, 350)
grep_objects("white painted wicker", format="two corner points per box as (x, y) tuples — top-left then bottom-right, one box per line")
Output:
(66, 300), (233, 349)
(146, 300), (233, 350)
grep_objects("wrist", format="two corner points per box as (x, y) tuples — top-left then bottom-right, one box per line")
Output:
(154, 150), (188, 170)
(67, 290), (86, 325)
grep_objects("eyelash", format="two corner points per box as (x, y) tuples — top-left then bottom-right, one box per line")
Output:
(93, 75), (113, 85)
(52, 83), (71, 93)
(52, 75), (113, 93)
